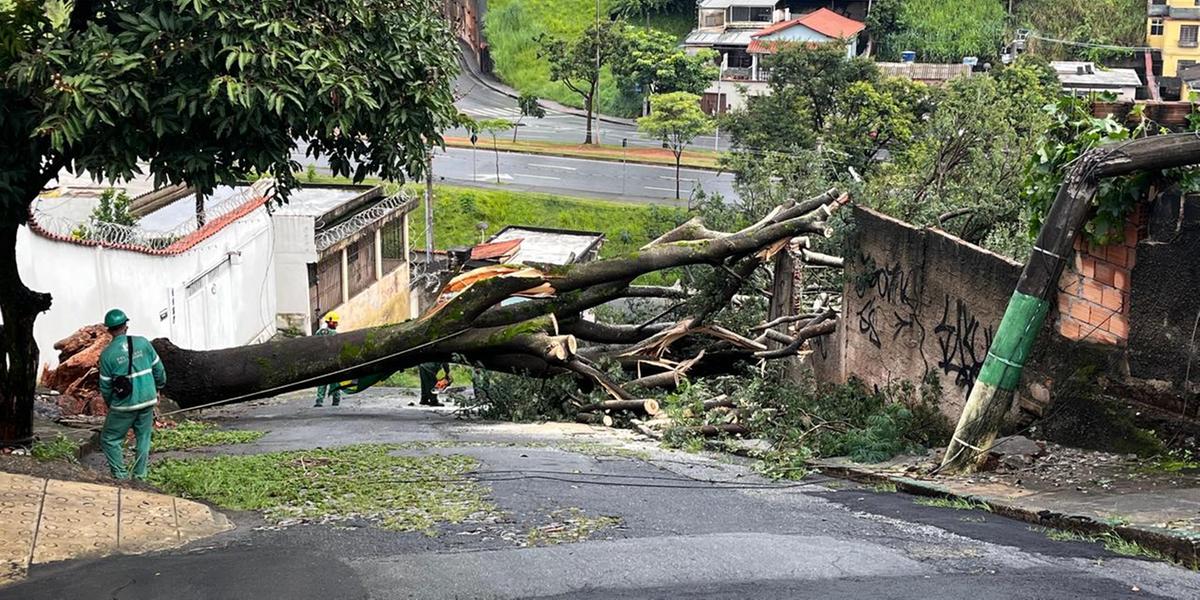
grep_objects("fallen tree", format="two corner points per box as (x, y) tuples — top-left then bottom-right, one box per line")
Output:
(155, 190), (850, 409)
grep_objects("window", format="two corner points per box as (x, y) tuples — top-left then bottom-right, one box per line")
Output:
(729, 6), (772, 23)
(1150, 18), (1164, 36)
(1181, 25), (1199, 48)
(700, 9), (724, 28)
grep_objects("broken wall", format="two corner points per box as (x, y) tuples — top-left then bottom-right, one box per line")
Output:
(812, 207), (1053, 422)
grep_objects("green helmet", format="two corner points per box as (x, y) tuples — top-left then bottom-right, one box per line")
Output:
(103, 308), (129, 329)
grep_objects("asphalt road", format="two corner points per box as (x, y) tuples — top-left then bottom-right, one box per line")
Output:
(451, 71), (729, 153)
(7, 389), (1198, 600)
(432, 146), (737, 204)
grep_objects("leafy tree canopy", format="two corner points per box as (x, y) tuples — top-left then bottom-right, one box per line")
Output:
(614, 26), (718, 96)
(1, 0), (460, 224)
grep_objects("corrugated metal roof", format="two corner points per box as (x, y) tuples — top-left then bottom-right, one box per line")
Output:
(876, 62), (974, 82)
(488, 227), (603, 266)
(470, 238), (522, 261)
(698, 0), (778, 8)
(685, 28), (759, 46)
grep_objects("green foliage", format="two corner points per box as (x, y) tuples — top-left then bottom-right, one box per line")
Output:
(875, 0), (1006, 63)
(764, 43), (880, 132)
(72, 187), (138, 240)
(468, 370), (602, 422)
(149, 444), (495, 533)
(151, 420), (266, 452)
(1023, 96), (1153, 245)
(637, 92), (714, 157)
(865, 57), (1059, 253)
(537, 17), (626, 139)
(381, 365), (475, 389)
(513, 93), (546, 142)
(615, 27), (718, 97)
(31, 433), (80, 462)
(664, 372), (951, 479)
(914, 497), (992, 511)
(1016, 0), (1146, 62)
(2, 0), (459, 225)
(608, 0), (674, 19)
(406, 184), (685, 262)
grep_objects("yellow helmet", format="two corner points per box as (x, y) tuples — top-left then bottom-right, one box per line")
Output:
(324, 311), (340, 324)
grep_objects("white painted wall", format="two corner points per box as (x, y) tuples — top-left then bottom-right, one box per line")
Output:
(705, 79), (771, 111)
(17, 205), (277, 370)
(271, 213), (319, 332)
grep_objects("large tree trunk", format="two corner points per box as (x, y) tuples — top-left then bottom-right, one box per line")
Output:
(0, 225), (53, 446)
(152, 191), (845, 409)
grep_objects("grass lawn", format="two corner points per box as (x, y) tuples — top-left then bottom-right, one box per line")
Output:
(485, 1), (696, 118)
(405, 184), (686, 261)
(444, 136), (722, 170)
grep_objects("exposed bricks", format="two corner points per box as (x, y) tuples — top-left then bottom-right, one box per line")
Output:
(1055, 207), (1144, 346)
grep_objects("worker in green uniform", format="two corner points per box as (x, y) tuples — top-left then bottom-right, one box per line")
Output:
(418, 362), (451, 407)
(97, 308), (166, 481)
(313, 311), (342, 407)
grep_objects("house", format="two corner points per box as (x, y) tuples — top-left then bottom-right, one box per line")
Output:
(686, 5), (865, 113)
(875, 62), (974, 86)
(21, 176), (280, 359)
(1051, 61), (1143, 102)
(271, 184), (417, 334)
(21, 174), (419, 374)
(1148, 0), (1200, 95)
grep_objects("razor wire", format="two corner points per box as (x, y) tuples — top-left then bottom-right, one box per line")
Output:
(32, 180), (272, 251)
(313, 191), (416, 252)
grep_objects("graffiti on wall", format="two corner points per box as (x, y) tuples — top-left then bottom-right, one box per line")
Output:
(851, 252), (995, 394)
(933, 296), (993, 390)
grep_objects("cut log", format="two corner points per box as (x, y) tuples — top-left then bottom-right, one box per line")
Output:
(578, 398), (660, 416)
(576, 413), (615, 427)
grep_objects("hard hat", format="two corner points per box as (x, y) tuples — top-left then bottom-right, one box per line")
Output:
(325, 311), (340, 323)
(103, 309), (129, 328)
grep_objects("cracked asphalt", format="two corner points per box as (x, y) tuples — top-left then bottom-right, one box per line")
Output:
(5, 388), (1199, 599)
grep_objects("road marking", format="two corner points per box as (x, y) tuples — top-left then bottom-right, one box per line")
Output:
(529, 163), (577, 171)
(518, 174), (561, 180)
(659, 176), (697, 182)
(474, 173), (514, 182)
(644, 186), (680, 193)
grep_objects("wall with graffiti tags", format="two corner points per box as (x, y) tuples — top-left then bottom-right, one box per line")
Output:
(811, 207), (1038, 422)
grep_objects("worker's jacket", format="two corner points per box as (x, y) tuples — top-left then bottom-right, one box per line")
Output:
(98, 335), (167, 411)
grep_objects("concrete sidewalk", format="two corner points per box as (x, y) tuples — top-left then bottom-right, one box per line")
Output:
(0, 471), (232, 586)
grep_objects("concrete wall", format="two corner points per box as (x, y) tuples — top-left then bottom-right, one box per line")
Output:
(1128, 192), (1200, 395)
(330, 263), (412, 332)
(814, 207), (1032, 421)
(272, 213), (319, 333)
(18, 205), (277, 368)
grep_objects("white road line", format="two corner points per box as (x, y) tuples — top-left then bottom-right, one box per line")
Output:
(518, 173), (561, 180)
(644, 186), (680, 193)
(528, 163), (577, 171)
(659, 176), (696, 182)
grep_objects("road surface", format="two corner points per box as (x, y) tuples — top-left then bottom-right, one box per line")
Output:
(452, 70), (729, 152)
(432, 146), (736, 204)
(6, 389), (1198, 600)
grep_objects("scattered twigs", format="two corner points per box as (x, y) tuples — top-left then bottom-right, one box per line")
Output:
(754, 309), (838, 359)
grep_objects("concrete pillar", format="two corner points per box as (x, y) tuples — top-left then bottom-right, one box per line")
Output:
(752, 54), (758, 81)
(340, 247), (349, 304)
(374, 228), (384, 279)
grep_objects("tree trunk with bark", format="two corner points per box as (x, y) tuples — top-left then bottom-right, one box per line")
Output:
(0, 225), (53, 445)
(151, 191), (847, 410)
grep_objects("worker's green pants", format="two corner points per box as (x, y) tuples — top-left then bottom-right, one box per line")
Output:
(100, 407), (154, 480)
(315, 384), (341, 406)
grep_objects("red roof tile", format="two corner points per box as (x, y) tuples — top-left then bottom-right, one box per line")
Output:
(470, 238), (522, 261)
(751, 8), (864, 41)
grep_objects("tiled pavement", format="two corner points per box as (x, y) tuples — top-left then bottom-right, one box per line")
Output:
(0, 471), (232, 586)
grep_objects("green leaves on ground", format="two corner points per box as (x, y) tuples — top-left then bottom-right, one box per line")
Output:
(149, 444), (495, 533)
(151, 420), (266, 452)
(664, 373), (952, 479)
(31, 434), (80, 462)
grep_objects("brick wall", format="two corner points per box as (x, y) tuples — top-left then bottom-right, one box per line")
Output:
(1055, 209), (1145, 346)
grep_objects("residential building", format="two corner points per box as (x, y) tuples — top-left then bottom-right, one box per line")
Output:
(272, 184), (417, 334)
(686, 4), (865, 113)
(21, 175), (418, 374)
(1051, 61), (1143, 102)
(22, 177), (279, 360)
(1147, 1), (1200, 84)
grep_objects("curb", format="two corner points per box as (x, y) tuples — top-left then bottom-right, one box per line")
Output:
(458, 44), (637, 128)
(442, 138), (723, 172)
(709, 438), (1200, 569)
